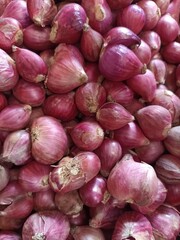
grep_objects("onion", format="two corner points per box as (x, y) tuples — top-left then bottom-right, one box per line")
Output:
(18, 161), (52, 192)
(49, 152), (101, 193)
(106, 0), (133, 9)
(148, 58), (166, 84)
(81, 0), (113, 34)
(75, 82), (106, 116)
(46, 44), (88, 94)
(2, 0), (32, 28)
(70, 120), (104, 151)
(80, 24), (103, 62)
(84, 62), (103, 83)
(43, 92), (78, 121)
(126, 69), (157, 102)
(0, 0), (13, 16)
(27, 0), (57, 27)
(165, 183), (180, 206)
(164, 126), (180, 158)
(0, 165), (9, 191)
(135, 105), (172, 140)
(166, 0), (180, 22)
(1, 129), (31, 166)
(0, 17), (23, 53)
(99, 44), (146, 82)
(30, 116), (68, 164)
(50, 3), (87, 44)
(0, 216), (24, 231)
(124, 98), (145, 115)
(112, 211), (154, 240)
(154, 0), (170, 15)
(12, 46), (48, 83)
(161, 41), (180, 64)
(94, 138), (122, 177)
(71, 225), (105, 240)
(22, 210), (70, 240)
(0, 104), (32, 132)
(12, 79), (46, 107)
(23, 24), (55, 51)
(132, 39), (152, 65)
(165, 63), (177, 92)
(113, 122), (150, 150)
(0, 231), (21, 240)
(96, 102), (134, 130)
(34, 189), (56, 211)
(55, 190), (83, 215)
(0, 49), (19, 92)
(176, 64), (180, 86)
(27, 107), (44, 127)
(147, 205), (180, 240)
(0, 93), (7, 112)
(116, 5), (145, 34)
(155, 154), (180, 184)
(68, 209), (88, 227)
(107, 154), (160, 206)
(39, 49), (54, 68)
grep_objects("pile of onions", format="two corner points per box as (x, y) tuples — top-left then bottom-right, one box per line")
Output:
(0, 0), (179, 239)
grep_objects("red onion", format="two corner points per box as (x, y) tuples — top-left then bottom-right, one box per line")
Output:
(155, 154), (180, 184)
(75, 82), (107, 116)
(0, 165), (9, 191)
(81, 0), (113, 34)
(34, 189), (56, 211)
(22, 210), (70, 240)
(0, 17), (23, 53)
(71, 225), (105, 240)
(80, 24), (103, 62)
(102, 80), (134, 106)
(50, 3), (87, 44)
(116, 5), (145, 34)
(46, 44), (88, 94)
(96, 102), (134, 130)
(79, 175), (107, 207)
(13, 79), (46, 107)
(27, 107), (44, 127)
(0, 104), (32, 131)
(0, 231), (21, 240)
(0, 49), (19, 92)
(113, 122), (150, 150)
(166, 0), (180, 22)
(127, 69), (157, 102)
(99, 44), (146, 81)
(112, 211), (154, 239)
(30, 116), (68, 164)
(39, 49), (54, 68)
(132, 39), (152, 65)
(124, 98), (145, 115)
(27, 0), (57, 27)
(55, 190), (83, 215)
(165, 183), (180, 206)
(140, 30), (161, 57)
(18, 161), (52, 192)
(151, 89), (180, 124)
(23, 24), (55, 51)
(135, 140), (165, 164)
(84, 63), (103, 83)
(0, 94), (7, 111)
(94, 138), (122, 177)
(49, 152), (101, 193)
(164, 126), (180, 158)
(70, 120), (104, 151)
(2, 0), (32, 28)
(137, 0), (161, 30)
(148, 58), (166, 84)
(103, 26), (141, 47)
(0, 0), (13, 16)
(7, 96), (21, 106)
(147, 205), (180, 240)
(135, 105), (172, 140)
(43, 92), (78, 121)
(107, 154), (160, 206)
(0, 193), (34, 219)
(161, 41), (180, 64)
(12, 46), (48, 83)
(165, 63), (177, 92)
(154, 0), (170, 15)
(1, 129), (31, 166)
(106, 0), (133, 9)
(0, 216), (24, 230)
(68, 209), (88, 226)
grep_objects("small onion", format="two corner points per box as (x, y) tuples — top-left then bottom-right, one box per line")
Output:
(34, 189), (56, 211)
(132, 39), (152, 65)
(71, 225), (105, 240)
(164, 126), (180, 158)
(166, 0), (180, 22)
(148, 58), (166, 84)
(0, 0), (13, 16)
(68, 209), (88, 227)
(0, 165), (9, 191)
(165, 63), (177, 92)
(165, 183), (180, 206)
(106, 0), (133, 10)
(84, 62), (103, 83)
(161, 42), (180, 64)
(154, 0), (170, 14)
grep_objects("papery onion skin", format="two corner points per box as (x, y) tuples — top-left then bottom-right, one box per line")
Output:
(31, 116), (68, 165)
(164, 126), (180, 158)
(71, 225), (105, 240)
(22, 210), (70, 240)
(135, 105), (172, 141)
(148, 58), (166, 84)
(99, 44), (146, 82)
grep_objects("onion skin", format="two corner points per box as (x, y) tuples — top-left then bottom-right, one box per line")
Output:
(161, 42), (180, 64)
(99, 44), (146, 82)
(0, 104), (32, 132)
(0, 0), (13, 16)
(22, 210), (70, 240)
(154, 0), (170, 15)
(34, 189), (56, 211)
(0, 231), (21, 240)
(31, 116), (68, 165)
(71, 225), (105, 240)
(148, 58), (166, 84)
(165, 183), (180, 206)
(166, 0), (180, 22)
(50, 3), (87, 44)
(164, 126), (180, 158)
(0, 165), (9, 191)
(49, 152), (101, 193)
(107, 0), (133, 10)
(135, 105), (172, 141)
(84, 62), (103, 83)
(132, 39), (152, 65)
